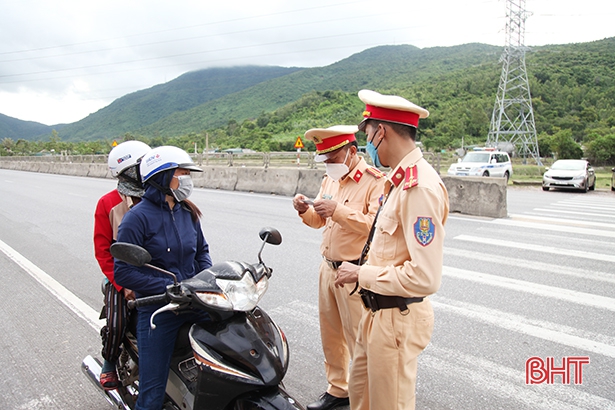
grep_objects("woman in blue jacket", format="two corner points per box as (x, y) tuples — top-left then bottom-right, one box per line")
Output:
(115, 145), (212, 410)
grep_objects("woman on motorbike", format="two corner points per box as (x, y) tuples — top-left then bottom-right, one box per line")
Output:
(114, 145), (212, 410)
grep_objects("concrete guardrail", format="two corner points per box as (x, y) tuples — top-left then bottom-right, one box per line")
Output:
(0, 159), (507, 218)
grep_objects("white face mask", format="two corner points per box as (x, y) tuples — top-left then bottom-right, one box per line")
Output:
(171, 175), (193, 202)
(325, 149), (350, 181)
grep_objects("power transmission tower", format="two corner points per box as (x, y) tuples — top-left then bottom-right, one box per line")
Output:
(487, 0), (542, 165)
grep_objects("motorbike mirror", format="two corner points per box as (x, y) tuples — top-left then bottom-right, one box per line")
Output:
(110, 242), (178, 285)
(110, 242), (152, 267)
(259, 227), (282, 245)
(257, 227), (282, 269)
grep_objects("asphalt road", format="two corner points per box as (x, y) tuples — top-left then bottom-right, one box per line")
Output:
(0, 169), (614, 409)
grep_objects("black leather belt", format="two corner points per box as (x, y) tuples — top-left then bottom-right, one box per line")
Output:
(324, 258), (360, 270)
(359, 289), (423, 312)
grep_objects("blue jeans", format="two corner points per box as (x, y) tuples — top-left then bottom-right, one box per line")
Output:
(135, 308), (210, 410)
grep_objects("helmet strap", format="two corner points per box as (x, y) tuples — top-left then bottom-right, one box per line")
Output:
(147, 178), (173, 197)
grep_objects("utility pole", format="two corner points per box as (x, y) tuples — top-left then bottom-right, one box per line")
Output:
(487, 0), (542, 165)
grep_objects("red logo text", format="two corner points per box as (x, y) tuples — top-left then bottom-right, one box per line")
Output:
(525, 356), (590, 385)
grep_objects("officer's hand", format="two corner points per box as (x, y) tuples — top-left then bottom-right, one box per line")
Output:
(293, 194), (310, 214)
(335, 262), (359, 288)
(313, 199), (337, 218)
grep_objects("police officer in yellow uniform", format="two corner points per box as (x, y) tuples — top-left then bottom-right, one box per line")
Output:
(335, 90), (449, 410)
(293, 125), (386, 410)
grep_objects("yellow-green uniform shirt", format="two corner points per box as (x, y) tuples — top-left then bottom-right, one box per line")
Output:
(300, 157), (386, 262)
(359, 147), (449, 297)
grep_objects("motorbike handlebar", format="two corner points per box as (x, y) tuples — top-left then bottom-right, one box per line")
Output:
(127, 294), (169, 309)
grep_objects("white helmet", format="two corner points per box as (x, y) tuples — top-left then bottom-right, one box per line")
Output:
(108, 141), (151, 178)
(140, 145), (202, 183)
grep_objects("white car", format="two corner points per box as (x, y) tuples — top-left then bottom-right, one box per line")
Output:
(447, 150), (513, 182)
(542, 159), (596, 192)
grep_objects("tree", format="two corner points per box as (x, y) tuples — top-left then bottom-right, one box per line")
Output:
(549, 129), (583, 159)
(1, 138), (15, 155)
(585, 133), (615, 165)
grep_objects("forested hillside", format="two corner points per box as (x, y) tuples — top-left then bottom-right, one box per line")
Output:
(152, 38), (615, 164)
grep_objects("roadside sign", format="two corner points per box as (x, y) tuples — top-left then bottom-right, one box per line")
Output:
(112, 140), (118, 147)
(294, 136), (304, 149)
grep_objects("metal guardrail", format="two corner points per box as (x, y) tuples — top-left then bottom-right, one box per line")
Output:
(0, 151), (442, 173)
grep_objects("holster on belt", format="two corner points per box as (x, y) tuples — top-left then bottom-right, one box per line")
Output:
(359, 289), (423, 312)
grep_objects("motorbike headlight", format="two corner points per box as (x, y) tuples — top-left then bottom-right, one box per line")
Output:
(194, 291), (234, 311)
(199, 273), (269, 312)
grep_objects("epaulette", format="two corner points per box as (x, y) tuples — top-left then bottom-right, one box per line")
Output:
(390, 165), (419, 190)
(365, 166), (385, 179)
(403, 165), (419, 190)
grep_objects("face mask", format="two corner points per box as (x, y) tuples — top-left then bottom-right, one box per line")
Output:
(366, 130), (383, 168)
(171, 175), (193, 202)
(325, 149), (350, 181)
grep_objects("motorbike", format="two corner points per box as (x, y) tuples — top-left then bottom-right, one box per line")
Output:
(82, 227), (304, 410)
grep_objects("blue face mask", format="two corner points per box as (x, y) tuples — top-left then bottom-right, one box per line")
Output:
(366, 130), (383, 167)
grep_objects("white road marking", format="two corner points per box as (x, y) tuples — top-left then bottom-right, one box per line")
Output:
(443, 266), (615, 312)
(0, 238), (103, 332)
(531, 208), (615, 219)
(454, 234), (615, 263)
(432, 296), (615, 358)
(444, 247), (615, 285)
(507, 213), (615, 230)
(424, 345), (615, 409)
(492, 218), (615, 238)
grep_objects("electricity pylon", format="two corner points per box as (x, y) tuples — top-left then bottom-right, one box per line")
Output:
(487, 0), (542, 165)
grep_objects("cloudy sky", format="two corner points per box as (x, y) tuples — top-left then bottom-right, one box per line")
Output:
(1, 0), (613, 126)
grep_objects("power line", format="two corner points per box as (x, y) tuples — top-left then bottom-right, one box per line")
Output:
(0, 0), (365, 56)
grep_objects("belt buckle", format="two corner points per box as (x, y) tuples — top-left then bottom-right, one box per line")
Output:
(325, 259), (336, 270)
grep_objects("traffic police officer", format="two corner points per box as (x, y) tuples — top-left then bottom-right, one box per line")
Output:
(335, 90), (449, 410)
(293, 125), (385, 410)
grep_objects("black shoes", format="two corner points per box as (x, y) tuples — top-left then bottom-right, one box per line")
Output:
(306, 392), (350, 410)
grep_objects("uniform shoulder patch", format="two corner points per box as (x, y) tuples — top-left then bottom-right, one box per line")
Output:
(365, 166), (385, 179)
(414, 216), (435, 246)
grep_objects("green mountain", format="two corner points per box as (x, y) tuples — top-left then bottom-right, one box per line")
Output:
(48, 65), (301, 141)
(136, 43), (502, 137)
(2, 38), (615, 162)
(0, 113), (58, 140)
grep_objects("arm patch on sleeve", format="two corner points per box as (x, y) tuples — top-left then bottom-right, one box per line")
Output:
(414, 216), (435, 246)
